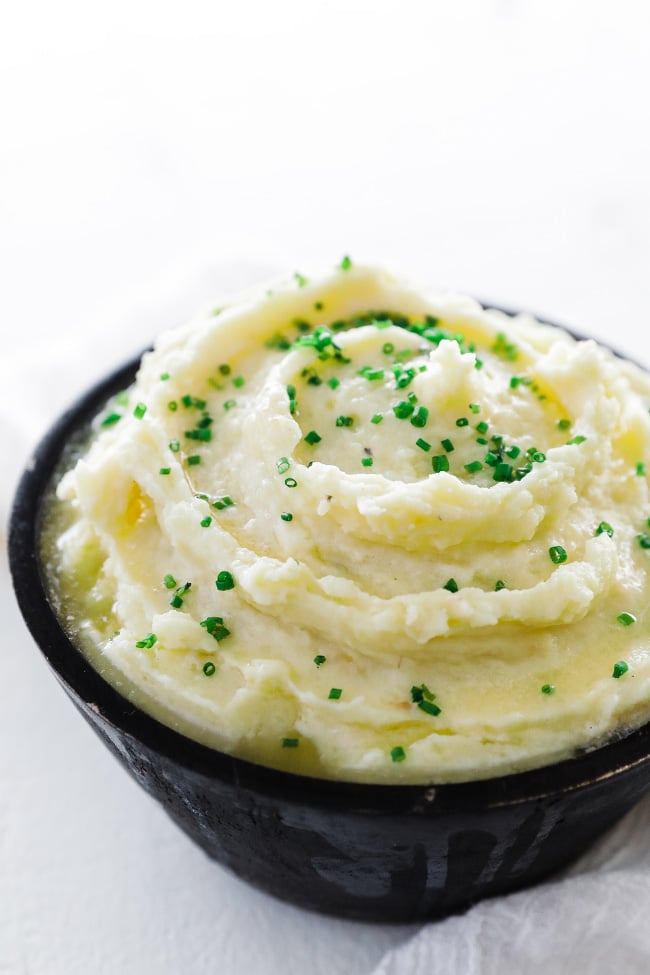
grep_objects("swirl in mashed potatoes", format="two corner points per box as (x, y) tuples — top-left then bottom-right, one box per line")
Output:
(47, 262), (650, 783)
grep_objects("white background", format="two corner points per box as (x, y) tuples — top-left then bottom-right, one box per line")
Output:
(2, 2), (650, 972)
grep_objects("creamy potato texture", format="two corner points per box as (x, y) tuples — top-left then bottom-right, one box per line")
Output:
(49, 264), (650, 783)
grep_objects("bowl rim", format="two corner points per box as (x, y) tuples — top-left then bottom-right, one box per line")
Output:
(9, 307), (650, 816)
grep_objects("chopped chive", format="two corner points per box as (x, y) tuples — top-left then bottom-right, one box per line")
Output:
(169, 439), (180, 452)
(281, 512), (293, 522)
(567, 435), (586, 445)
(327, 376), (340, 389)
(443, 578), (458, 593)
(493, 462), (514, 482)
(541, 683), (555, 695)
(464, 460), (483, 473)
(506, 445), (521, 459)
(135, 633), (157, 649)
(223, 399), (236, 411)
(304, 430), (322, 445)
(595, 521), (614, 537)
(282, 737), (299, 748)
(407, 391), (418, 404)
(159, 467), (171, 475)
(213, 495), (235, 509)
(557, 419), (571, 430)
(314, 301), (324, 311)
(532, 451), (546, 463)
(476, 421), (489, 434)
(418, 699), (441, 716)
(160, 372), (170, 381)
(432, 455), (449, 473)
(469, 403), (480, 414)
(233, 376), (245, 388)
(101, 412), (122, 427)
(133, 402), (147, 419)
(335, 415), (354, 427)
(276, 457), (290, 474)
(218, 364), (231, 376)
(391, 746), (406, 763)
(361, 457), (374, 467)
(285, 477), (298, 488)
(617, 612), (636, 626)
(314, 655), (326, 667)
(168, 400), (178, 412)
(638, 534), (650, 549)
(416, 438), (431, 452)
(164, 574), (177, 590)
(382, 342), (394, 355)
(216, 570), (235, 591)
(410, 683), (435, 703)
(203, 662), (216, 677)
(170, 581), (192, 609)
(200, 516), (212, 528)
(370, 413), (384, 424)
(294, 272), (308, 287)
(328, 688), (342, 700)
(455, 417), (469, 427)
(393, 401), (414, 419)
(441, 438), (454, 453)
(187, 455), (201, 466)
(549, 545), (567, 564)
(340, 255), (352, 270)
(410, 406), (429, 428)
(200, 616), (231, 641)
(476, 437), (488, 445)
(495, 580), (506, 591)
(612, 660), (629, 678)
(637, 462), (646, 477)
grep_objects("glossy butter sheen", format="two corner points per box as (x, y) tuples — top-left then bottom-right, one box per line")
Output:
(50, 265), (650, 783)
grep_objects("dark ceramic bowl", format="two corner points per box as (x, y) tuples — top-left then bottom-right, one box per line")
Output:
(10, 313), (650, 924)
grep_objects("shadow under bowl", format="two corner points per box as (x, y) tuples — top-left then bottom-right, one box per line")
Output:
(9, 316), (650, 923)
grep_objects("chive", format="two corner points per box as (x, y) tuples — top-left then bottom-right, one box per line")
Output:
(314, 301), (324, 311)
(493, 462), (513, 482)
(443, 578), (458, 593)
(200, 617), (231, 641)
(168, 401), (178, 412)
(410, 406), (429, 428)
(382, 342), (394, 355)
(282, 737), (299, 748)
(219, 364), (231, 376)
(361, 367), (385, 381)
(135, 633), (157, 649)
(506, 445), (521, 459)
(164, 574), (177, 589)
(455, 417), (469, 427)
(340, 255), (352, 270)
(595, 521), (614, 537)
(476, 437), (488, 445)
(476, 421), (489, 434)
(484, 451), (498, 467)
(203, 662), (216, 677)
(216, 570), (235, 591)
(464, 461), (482, 473)
(391, 746), (406, 763)
(187, 455), (201, 466)
(276, 457), (290, 474)
(407, 391), (418, 404)
(549, 545), (567, 564)
(159, 467), (171, 475)
(567, 435), (586, 445)
(294, 272), (308, 287)
(335, 416), (354, 427)
(410, 683), (435, 703)
(314, 655), (326, 667)
(617, 612), (636, 626)
(418, 699), (441, 716)
(223, 399), (236, 411)
(532, 451), (546, 463)
(393, 401), (414, 419)
(612, 660), (629, 678)
(160, 372), (170, 381)
(170, 582), (192, 609)
(285, 477), (298, 488)
(200, 516), (212, 528)
(469, 403), (480, 414)
(638, 534), (650, 549)
(185, 427), (212, 442)
(541, 683), (555, 695)
(441, 438), (454, 453)
(328, 688), (342, 700)
(637, 462), (646, 476)
(495, 580), (506, 591)
(101, 412), (122, 427)
(416, 438), (431, 452)
(169, 439), (180, 452)
(133, 402), (147, 419)
(213, 495), (235, 509)
(371, 413), (384, 424)
(304, 430), (322, 445)
(557, 419), (571, 430)
(474, 358), (484, 370)
(327, 377), (340, 389)
(361, 457), (374, 467)
(281, 512), (293, 522)
(432, 455), (449, 473)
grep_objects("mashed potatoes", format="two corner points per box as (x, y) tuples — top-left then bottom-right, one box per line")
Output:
(47, 262), (650, 783)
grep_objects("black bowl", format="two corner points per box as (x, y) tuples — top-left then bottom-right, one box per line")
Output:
(10, 315), (650, 924)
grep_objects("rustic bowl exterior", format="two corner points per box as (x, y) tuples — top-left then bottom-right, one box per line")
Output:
(10, 331), (650, 923)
